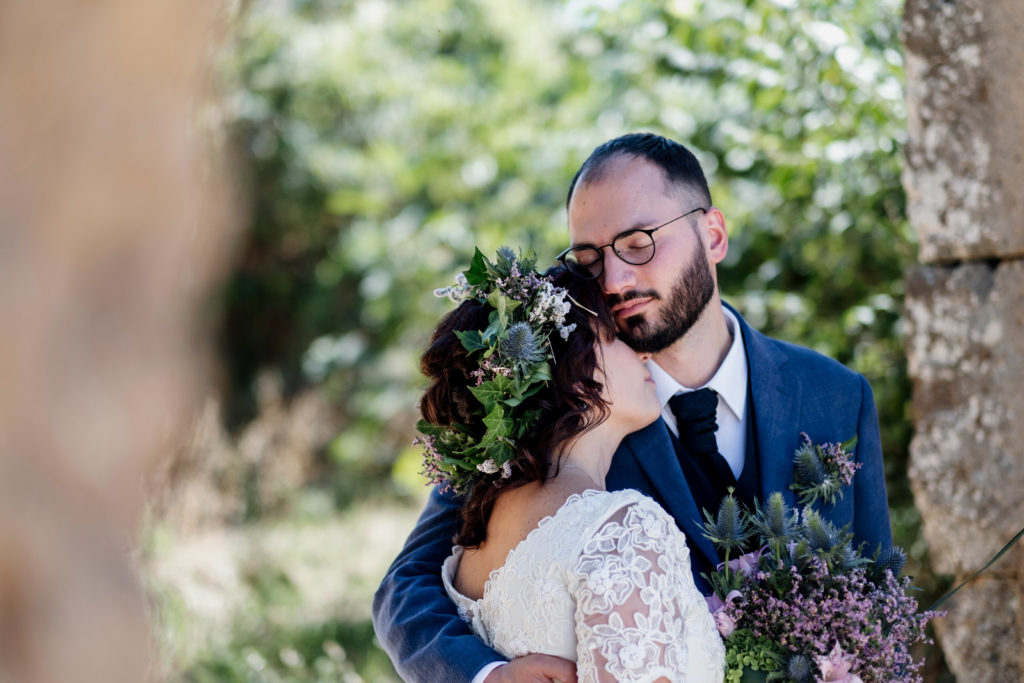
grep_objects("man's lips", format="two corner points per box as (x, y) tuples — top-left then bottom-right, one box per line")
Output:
(613, 297), (652, 319)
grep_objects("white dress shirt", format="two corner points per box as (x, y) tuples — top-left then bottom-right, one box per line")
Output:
(648, 306), (749, 479)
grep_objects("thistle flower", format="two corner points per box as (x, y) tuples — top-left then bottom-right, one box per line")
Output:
(802, 508), (840, 553)
(794, 439), (827, 487)
(786, 653), (815, 683)
(835, 541), (870, 572)
(500, 322), (544, 365)
(791, 434), (861, 507)
(702, 491), (752, 556)
(495, 245), (518, 270)
(868, 546), (907, 584)
(752, 492), (798, 550)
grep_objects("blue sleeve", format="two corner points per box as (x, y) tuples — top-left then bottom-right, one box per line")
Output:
(851, 374), (893, 557)
(372, 487), (505, 682)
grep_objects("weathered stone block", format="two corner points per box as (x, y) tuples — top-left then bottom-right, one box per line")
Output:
(932, 577), (1023, 683)
(903, 0), (1024, 263)
(906, 260), (1024, 574)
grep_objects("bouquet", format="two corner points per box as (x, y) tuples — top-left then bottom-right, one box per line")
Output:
(701, 436), (941, 683)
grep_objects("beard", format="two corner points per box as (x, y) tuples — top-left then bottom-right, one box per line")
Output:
(611, 242), (715, 353)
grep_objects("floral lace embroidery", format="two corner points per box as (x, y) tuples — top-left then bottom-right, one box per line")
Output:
(442, 490), (725, 682)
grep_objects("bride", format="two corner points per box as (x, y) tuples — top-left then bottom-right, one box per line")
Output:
(415, 248), (724, 682)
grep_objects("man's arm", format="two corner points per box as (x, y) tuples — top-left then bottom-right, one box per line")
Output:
(851, 374), (893, 556)
(372, 487), (503, 682)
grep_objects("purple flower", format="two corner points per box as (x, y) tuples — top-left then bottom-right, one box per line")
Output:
(706, 589), (742, 614)
(714, 610), (737, 638)
(718, 548), (763, 577)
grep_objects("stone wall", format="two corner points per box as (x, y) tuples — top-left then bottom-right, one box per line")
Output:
(903, 0), (1024, 680)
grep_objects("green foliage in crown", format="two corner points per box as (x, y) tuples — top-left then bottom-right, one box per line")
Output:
(416, 247), (579, 495)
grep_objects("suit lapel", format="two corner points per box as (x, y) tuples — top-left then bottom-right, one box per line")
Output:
(730, 305), (799, 509)
(617, 421), (720, 570)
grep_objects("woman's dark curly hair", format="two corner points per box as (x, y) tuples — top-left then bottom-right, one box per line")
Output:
(419, 266), (616, 547)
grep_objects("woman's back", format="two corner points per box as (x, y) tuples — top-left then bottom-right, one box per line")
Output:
(443, 488), (726, 683)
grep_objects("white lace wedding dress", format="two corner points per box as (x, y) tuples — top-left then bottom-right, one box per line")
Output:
(442, 488), (725, 682)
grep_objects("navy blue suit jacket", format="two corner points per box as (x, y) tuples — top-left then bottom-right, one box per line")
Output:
(372, 304), (893, 682)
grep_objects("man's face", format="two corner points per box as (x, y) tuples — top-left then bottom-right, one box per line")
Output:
(567, 155), (720, 353)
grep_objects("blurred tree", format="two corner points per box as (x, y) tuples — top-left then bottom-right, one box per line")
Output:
(221, 0), (915, 536)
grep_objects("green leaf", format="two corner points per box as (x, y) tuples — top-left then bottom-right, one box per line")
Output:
(529, 361), (552, 382)
(464, 248), (490, 285)
(470, 375), (515, 413)
(480, 404), (511, 447)
(454, 329), (487, 353)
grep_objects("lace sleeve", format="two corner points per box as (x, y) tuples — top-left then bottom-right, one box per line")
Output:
(571, 498), (724, 683)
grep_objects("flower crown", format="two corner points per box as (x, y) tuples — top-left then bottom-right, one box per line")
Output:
(416, 247), (578, 495)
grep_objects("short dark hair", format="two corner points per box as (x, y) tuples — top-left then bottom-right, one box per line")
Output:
(419, 267), (616, 548)
(566, 132), (712, 208)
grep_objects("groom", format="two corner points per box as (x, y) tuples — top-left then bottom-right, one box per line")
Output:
(373, 133), (893, 682)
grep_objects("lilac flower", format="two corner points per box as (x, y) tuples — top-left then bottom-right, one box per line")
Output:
(415, 434), (451, 491)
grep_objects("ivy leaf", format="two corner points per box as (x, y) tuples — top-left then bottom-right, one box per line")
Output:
(485, 290), (522, 328)
(455, 329), (487, 353)
(470, 375), (515, 413)
(481, 310), (505, 344)
(491, 437), (517, 464)
(480, 404), (511, 447)
(464, 248), (490, 285)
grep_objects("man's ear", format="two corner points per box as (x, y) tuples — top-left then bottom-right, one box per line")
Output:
(702, 207), (729, 265)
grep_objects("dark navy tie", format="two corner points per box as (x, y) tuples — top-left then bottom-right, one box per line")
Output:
(668, 388), (738, 515)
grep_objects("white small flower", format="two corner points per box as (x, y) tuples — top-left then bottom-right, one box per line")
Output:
(477, 459), (499, 474)
(501, 461), (512, 478)
(558, 322), (576, 340)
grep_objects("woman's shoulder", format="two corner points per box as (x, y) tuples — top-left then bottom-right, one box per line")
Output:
(576, 487), (670, 519)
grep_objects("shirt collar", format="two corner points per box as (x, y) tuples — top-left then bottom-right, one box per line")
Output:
(647, 306), (748, 421)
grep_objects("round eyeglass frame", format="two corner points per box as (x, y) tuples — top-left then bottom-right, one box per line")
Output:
(557, 206), (707, 280)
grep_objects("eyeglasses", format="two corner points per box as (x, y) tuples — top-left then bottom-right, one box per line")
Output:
(557, 207), (707, 280)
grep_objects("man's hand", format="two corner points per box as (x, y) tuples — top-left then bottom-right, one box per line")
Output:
(484, 654), (577, 683)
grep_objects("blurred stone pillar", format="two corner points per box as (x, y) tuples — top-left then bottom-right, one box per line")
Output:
(0, 2), (236, 682)
(903, 0), (1024, 680)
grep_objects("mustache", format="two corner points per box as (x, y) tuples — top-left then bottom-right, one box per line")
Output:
(606, 289), (661, 308)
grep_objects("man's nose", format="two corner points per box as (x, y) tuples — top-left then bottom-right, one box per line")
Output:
(600, 252), (637, 296)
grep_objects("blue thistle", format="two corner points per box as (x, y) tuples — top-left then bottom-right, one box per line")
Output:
(500, 322), (544, 365)
(701, 491), (751, 556)
(495, 245), (518, 271)
(869, 546), (908, 584)
(752, 492), (797, 548)
(793, 441), (827, 487)
(802, 508), (840, 553)
(836, 541), (870, 572)
(786, 653), (815, 683)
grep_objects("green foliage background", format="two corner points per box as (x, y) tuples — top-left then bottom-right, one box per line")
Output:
(170, 0), (948, 679)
